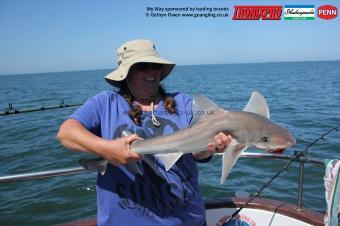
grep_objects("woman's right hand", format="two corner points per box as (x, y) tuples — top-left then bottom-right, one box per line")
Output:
(99, 134), (142, 166)
(57, 119), (142, 166)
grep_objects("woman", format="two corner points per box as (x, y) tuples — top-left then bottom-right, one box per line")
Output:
(57, 39), (232, 226)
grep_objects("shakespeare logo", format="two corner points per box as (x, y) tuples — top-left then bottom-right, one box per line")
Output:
(318, 5), (338, 20)
(284, 5), (315, 20)
(232, 6), (282, 20)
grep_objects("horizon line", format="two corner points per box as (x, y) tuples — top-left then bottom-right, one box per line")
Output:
(1, 59), (339, 77)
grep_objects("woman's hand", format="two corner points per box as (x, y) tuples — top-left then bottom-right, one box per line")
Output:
(99, 134), (142, 166)
(57, 119), (142, 166)
(193, 132), (233, 160)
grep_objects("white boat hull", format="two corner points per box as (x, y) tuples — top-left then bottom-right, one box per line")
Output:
(205, 197), (323, 226)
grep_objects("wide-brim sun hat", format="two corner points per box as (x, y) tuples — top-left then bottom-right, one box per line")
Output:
(105, 39), (175, 86)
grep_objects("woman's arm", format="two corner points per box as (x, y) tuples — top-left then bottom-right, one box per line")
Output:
(57, 119), (141, 166)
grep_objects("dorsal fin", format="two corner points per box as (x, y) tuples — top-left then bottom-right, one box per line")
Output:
(191, 94), (220, 125)
(243, 91), (270, 119)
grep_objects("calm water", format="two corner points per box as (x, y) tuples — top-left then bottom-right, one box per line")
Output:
(0, 61), (339, 225)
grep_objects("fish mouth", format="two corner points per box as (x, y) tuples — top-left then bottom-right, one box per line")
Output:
(268, 141), (295, 153)
(268, 148), (286, 154)
(268, 135), (296, 153)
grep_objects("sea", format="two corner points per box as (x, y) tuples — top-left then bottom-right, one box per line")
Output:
(0, 61), (339, 225)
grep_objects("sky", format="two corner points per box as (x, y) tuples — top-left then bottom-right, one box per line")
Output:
(0, 0), (339, 75)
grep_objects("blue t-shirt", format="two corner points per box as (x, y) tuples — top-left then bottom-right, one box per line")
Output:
(69, 91), (206, 226)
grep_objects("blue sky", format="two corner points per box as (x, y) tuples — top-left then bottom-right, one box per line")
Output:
(0, 0), (339, 75)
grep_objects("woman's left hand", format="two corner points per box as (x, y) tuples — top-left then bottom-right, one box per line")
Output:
(193, 132), (233, 160)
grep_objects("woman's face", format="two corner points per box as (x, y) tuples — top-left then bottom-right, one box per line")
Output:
(127, 63), (163, 100)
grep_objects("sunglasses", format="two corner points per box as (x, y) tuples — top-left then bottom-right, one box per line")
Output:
(133, 63), (163, 71)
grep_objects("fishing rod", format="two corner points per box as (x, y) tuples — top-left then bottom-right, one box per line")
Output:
(225, 125), (339, 224)
(0, 100), (82, 116)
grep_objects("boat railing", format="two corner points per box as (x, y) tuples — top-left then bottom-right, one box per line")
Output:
(0, 151), (325, 211)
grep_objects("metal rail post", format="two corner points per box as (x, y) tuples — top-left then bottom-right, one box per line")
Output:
(297, 160), (305, 211)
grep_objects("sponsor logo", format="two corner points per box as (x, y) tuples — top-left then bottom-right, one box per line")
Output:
(216, 214), (257, 226)
(284, 5), (315, 20)
(318, 5), (338, 20)
(233, 5), (282, 20)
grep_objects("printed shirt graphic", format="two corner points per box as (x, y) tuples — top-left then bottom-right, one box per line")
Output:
(69, 91), (205, 226)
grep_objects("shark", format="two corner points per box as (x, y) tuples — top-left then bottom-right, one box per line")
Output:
(80, 91), (296, 184)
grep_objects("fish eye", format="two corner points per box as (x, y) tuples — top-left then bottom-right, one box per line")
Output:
(261, 136), (269, 143)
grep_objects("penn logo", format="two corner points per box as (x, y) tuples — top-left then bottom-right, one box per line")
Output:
(233, 5), (282, 20)
(318, 5), (338, 20)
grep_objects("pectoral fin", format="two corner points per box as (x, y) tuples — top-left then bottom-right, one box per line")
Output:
(155, 152), (184, 171)
(221, 140), (248, 184)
